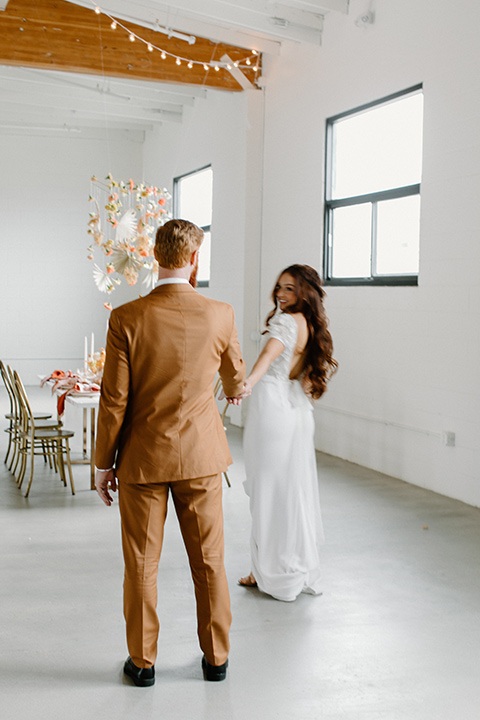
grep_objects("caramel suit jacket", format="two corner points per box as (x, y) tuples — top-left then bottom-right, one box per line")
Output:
(95, 283), (246, 483)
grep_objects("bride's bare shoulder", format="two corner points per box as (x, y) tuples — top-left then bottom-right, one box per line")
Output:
(289, 312), (308, 346)
(290, 312), (307, 329)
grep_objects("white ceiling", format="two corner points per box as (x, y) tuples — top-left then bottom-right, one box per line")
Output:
(0, 0), (350, 137)
(71, 0), (350, 47)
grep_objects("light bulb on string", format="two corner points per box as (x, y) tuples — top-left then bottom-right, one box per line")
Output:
(88, 3), (260, 76)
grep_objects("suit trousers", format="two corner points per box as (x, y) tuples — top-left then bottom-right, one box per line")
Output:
(118, 474), (231, 669)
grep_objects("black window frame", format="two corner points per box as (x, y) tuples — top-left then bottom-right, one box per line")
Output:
(173, 164), (212, 288)
(323, 84), (423, 287)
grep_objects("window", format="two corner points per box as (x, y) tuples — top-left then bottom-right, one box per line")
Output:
(324, 86), (424, 285)
(174, 165), (213, 287)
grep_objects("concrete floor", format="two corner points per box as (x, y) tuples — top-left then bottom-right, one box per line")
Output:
(1, 386), (480, 720)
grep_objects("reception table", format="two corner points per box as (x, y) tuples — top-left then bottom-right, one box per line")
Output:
(65, 392), (99, 490)
(40, 378), (99, 490)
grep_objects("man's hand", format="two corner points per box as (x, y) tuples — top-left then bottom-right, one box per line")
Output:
(226, 380), (253, 404)
(95, 469), (117, 507)
(219, 388), (242, 405)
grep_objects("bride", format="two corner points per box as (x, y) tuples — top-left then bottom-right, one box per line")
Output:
(234, 265), (337, 602)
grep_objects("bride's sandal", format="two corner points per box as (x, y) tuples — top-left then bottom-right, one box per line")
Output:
(238, 573), (257, 587)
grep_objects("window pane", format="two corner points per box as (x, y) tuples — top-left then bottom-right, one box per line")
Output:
(177, 167), (213, 227)
(375, 195), (420, 275)
(332, 204), (371, 278)
(197, 230), (211, 284)
(332, 92), (423, 199)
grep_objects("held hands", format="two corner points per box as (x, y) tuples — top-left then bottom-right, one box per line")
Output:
(218, 388), (242, 405)
(95, 468), (117, 507)
(225, 379), (253, 405)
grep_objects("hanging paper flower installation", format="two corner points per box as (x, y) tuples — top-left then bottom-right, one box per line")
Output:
(88, 174), (172, 297)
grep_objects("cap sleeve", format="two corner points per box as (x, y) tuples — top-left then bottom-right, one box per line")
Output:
(267, 311), (297, 348)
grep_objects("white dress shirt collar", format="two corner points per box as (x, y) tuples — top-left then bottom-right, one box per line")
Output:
(155, 277), (190, 288)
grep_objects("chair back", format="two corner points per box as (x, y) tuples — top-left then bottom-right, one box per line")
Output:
(0, 360), (15, 416)
(12, 370), (35, 433)
(8, 366), (23, 425)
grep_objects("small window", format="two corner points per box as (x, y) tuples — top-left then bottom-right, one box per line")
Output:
(324, 86), (424, 285)
(174, 165), (213, 287)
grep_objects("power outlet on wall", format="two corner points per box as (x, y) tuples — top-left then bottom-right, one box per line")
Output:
(442, 431), (456, 447)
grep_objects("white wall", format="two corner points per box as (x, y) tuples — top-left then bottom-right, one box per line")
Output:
(253, 0), (480, 506)
(0, 128), (143, 383)
(143, 89), (253, 424)
(143, 90), (248, 323)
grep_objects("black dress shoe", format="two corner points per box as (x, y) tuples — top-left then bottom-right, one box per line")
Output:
(202, 655), (228, 682)
(123, 656), (155, 687)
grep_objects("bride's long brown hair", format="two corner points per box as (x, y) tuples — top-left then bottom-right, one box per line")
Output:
(266, 264), (338, 399)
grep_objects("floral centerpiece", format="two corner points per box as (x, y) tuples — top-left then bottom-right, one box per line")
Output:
(88, 174), (172, 303)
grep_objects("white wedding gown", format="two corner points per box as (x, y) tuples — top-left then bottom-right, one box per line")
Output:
(243, 310), (324, 602)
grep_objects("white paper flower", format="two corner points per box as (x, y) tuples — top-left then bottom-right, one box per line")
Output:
(115, 209), (137, 244)
(93, 264), (114, 293)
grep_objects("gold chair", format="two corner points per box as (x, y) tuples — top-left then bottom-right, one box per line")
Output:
(1, 361), (53, 471)
(214, 378), (231, 488)
(7, 365), (63, 480)
(13, 370), (75, 498)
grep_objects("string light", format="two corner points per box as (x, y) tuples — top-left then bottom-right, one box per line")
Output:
(89, 1), (260, 78)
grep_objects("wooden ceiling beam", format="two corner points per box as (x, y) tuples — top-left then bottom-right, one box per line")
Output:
(0, 65), (208, 103)
(0, 89), (184, 121)
(0, 101), (172, 126)
(0, 0), (262, 90)
(0, 74), (187, 113)
(0, 109), (153, 133)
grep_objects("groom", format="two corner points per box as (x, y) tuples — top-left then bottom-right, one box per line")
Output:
(95, 219), (246, 686)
